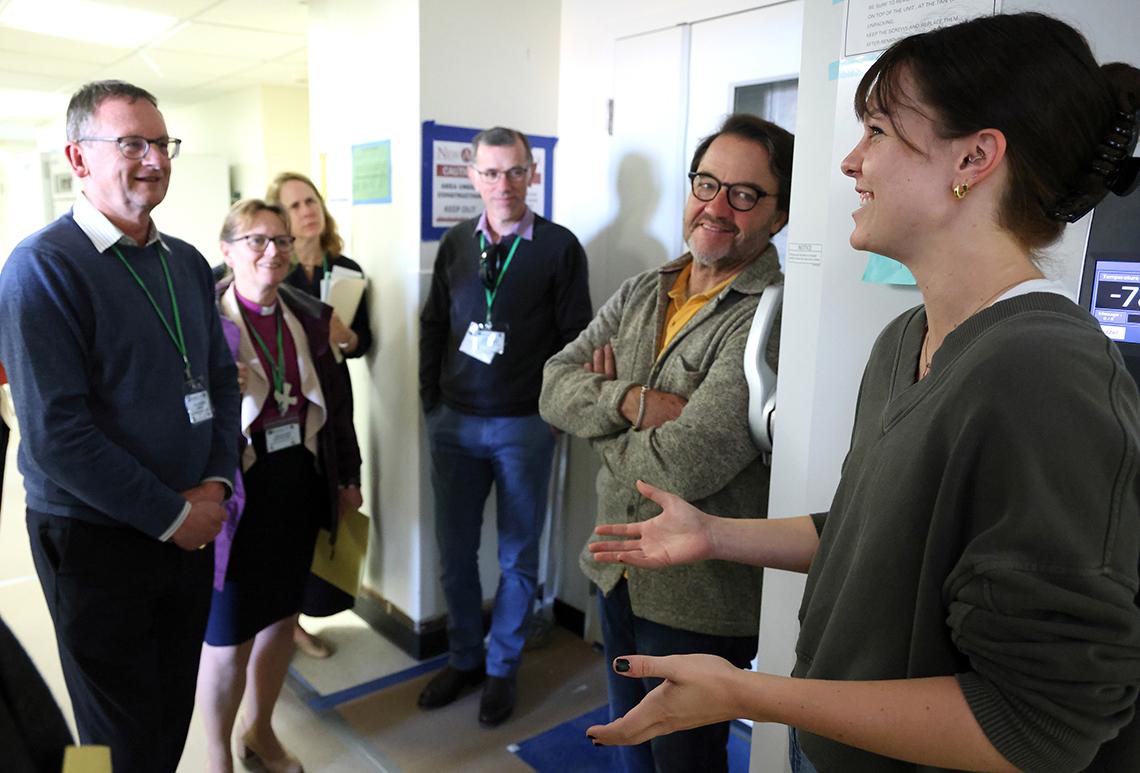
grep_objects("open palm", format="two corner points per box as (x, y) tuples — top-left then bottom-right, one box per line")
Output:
(588, 480), (714, 568)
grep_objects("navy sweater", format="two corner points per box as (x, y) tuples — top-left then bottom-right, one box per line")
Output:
(419, 215), (592, 416)
(0, 213), (240, 539)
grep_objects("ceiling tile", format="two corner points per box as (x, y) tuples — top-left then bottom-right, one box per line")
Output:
(0, 50), (109, 78)
(0, 28), (132, 64)
(0, 1), (310, 132)
(195, 0), (308, 35)
(151, 20), (303, 59)
(103, 0), (219, 16)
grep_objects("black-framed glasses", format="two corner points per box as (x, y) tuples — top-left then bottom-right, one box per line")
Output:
(227, 234), (295, 253)
(76, 135), (182, 160)
(471, 165), (531, 183)
(688, 172), (771, 212)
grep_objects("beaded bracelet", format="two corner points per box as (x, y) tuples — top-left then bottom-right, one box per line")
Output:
(633, 384), (650, 430)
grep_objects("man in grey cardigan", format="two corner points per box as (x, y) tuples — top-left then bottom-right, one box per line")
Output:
(539, 113), (792, 773)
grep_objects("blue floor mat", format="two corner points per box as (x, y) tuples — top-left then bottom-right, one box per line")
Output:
(512, 705), (752, 772)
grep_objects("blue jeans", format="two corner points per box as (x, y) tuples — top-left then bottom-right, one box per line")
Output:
(598, 578), (759, 773)
(427, 405), (555, 677)
(788, 726), (820, 773)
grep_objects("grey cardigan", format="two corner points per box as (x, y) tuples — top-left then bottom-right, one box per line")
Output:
(540, 245), (781, 636)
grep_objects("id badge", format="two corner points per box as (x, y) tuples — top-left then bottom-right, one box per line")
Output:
(458, 321), (506, 365)
(184, 376), (214, 425)
(264, 418), (302, 453)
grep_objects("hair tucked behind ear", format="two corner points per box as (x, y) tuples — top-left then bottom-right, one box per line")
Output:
(857, 13), (1140, 250)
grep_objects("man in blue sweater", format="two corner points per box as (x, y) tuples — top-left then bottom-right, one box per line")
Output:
(0, 80), (239, 773)
(419, 126), (592, 727)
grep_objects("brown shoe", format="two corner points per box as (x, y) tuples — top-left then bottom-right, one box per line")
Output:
(417, 665), (486, 709)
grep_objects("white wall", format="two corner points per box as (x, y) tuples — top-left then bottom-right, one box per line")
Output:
(0, 141), (47, 261)
(164, 84), (310, 204)
(308, 0), (425, 619)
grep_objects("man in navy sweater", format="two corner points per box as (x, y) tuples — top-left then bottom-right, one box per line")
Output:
(419, 126), (592, 726)
(0, 80), (239, 773)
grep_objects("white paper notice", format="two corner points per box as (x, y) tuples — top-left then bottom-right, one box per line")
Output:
(430, 141), (549, 230)
(844, 0), (999, 58)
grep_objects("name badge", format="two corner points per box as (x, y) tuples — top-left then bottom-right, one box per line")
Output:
(459, 321), (506, 365)
(264, 419), (302, 453)
(184, 376), (214, 425)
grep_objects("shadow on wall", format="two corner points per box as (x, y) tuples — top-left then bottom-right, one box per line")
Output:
(586, 152), (670, 304)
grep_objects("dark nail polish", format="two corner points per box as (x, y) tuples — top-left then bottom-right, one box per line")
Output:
(615, 658), (631, 673)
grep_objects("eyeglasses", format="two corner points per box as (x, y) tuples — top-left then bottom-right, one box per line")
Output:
(471, 165), (531, 183)
(76, 135), (182, 160)
(227, 234), (295, 252)
(688, 172), (771, 212)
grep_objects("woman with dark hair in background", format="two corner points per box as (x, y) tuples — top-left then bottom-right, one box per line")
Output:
(266, 171), (372, 659)
(198, 199), (361, 773)
(586, 13), (1140, 772)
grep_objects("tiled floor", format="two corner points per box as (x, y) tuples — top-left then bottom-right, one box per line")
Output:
(0, 435), (388, 771)
(0, 433), (608, 772)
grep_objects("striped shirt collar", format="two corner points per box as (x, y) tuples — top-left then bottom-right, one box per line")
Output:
(72, 192), (168, 253)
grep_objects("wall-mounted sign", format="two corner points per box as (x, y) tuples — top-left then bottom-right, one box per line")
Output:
(352, 140), (392, 204)
(844, 0), (999, 58)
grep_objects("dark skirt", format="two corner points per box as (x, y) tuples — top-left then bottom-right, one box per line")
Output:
(300, 572), (355, 617)
(205, 441), (325, 646)
(298, 358), (358, 619)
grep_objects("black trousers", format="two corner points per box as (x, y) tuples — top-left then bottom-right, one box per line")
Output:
(26, 509), (213, 773)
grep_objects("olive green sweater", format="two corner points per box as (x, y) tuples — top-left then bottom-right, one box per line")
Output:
(794, 293), (1140, 772)
(540, 246), (781, 637)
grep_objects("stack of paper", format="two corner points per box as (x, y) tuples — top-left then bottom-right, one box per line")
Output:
(321, 265), (367, 362)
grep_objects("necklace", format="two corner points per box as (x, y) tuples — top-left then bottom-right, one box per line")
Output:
(918, 276), (1039, 380)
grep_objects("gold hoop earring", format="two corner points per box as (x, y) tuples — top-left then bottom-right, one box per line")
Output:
(953, 182), (970, 200)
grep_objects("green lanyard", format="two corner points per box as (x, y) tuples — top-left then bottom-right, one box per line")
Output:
(478, 233), (521, 325)
(111, 244), (191, 378)
(240, 305), (287, 402)
(322, 252), (331, 274)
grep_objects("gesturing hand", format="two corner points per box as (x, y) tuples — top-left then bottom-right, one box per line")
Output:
(586, 654), (742, 746)
(588, 480), (715, 568)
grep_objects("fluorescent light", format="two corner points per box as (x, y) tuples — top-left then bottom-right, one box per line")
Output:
(0, 0), (177, 48)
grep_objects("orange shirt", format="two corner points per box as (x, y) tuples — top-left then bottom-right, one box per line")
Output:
(658, 262), (738, 355)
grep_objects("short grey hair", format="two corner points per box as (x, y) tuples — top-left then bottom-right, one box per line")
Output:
(470, 126), (533, 164)
(66, 80), (158, 142)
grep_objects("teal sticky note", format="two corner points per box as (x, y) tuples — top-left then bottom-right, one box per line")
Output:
(861, 253), (916, 285)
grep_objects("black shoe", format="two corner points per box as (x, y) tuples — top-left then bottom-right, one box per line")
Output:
(478, 675), (516, 727)
(417, 665), (485, 709)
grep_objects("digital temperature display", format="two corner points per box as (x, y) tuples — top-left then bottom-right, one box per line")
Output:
(1089, 261), (1140, 343)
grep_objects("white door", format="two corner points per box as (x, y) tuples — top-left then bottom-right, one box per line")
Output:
(605, 1), (804, 306)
